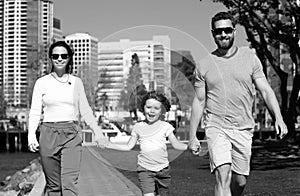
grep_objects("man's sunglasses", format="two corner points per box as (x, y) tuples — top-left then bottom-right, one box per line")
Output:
(51, 54), (69, 60)
(212, 27), (235, 35)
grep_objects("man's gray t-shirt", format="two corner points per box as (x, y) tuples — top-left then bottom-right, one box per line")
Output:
(194, 47), (265, 130)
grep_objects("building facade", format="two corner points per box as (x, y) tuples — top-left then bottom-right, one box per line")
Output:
(53, 17), (63, 42)
(0, 1), (3, 89)
(98, 35), (171, 110)
(1, 0), (53, 108)
(65, 33), (99, 106)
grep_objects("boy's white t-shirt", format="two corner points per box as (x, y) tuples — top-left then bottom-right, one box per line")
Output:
(131, 120), (174, 172)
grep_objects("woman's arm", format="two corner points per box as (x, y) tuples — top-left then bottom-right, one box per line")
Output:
(77, 79), (104, 135)
(28, 79), (43, 135)
(107, 136), (138, 151)
(28, 78), (43, 152)
(76, 78), (108, 147)
(168, 132), (188, 151)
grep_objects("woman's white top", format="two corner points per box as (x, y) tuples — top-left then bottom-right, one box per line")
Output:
(28, 73), (98, 133)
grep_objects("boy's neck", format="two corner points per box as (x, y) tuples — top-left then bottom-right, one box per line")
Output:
(145, 119), (161, 125)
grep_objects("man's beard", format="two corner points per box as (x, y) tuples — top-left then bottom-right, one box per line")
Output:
(216, 37), (234, 50)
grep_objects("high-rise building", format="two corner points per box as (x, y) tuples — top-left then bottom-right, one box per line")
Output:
(98, 35), (171, 109)
(1, 0), (53, 108)
(0, 1), (4, 118)
(0, 1), (3, 88)
(53, 17), (63, 42)
(65, 33), (99, 106)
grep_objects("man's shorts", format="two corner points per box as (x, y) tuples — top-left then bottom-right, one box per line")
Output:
(205, 126), (253, 175)
(137, 165), (171, 195)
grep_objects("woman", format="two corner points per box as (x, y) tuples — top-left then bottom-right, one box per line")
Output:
(27, 41), (107, 196)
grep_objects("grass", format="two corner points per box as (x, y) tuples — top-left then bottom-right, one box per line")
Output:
(113, 141), (300, 196)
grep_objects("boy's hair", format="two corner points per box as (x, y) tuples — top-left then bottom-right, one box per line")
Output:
(211, 11), (236, 29)
(49, 41), (74, 74)
(140, 91), (171, 114)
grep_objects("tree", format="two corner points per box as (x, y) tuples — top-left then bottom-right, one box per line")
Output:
(118, 90), (129, 111)
(203, 0), (300, 141)
(171, 51), (196, 109)
(126, 53), (147, 120)
(95, 67), (112, 113)
(0, 86), (6, 119)
(171, 52), (196, 84)
(99, 92), (108, 115)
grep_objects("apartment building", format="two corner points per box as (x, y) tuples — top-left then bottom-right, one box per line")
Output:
(1, 0), (53, 108)
(65, 33), (99, 106)
(98, 35), (171, 110)
(53, 17), (63, 42)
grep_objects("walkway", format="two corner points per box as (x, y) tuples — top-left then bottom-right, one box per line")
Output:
(29, 147), (142, 196)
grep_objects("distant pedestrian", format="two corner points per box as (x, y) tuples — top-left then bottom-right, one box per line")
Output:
(106, 91), (188, 196)
(189, 12), (288, 196)
(167, 108), (176, 129)
(27, 41), (107, 196)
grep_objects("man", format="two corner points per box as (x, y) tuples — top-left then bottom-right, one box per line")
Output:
(189, 12), (287, 196)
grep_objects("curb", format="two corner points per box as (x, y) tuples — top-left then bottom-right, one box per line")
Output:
(27, 172), (45, 196)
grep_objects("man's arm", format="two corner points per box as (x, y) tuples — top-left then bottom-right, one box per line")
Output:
(254, 77), (288, 138)
(189, 86), (206, 154)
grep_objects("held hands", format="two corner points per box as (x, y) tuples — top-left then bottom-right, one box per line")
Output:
(94, 132), (108, 149)
(28, 133), (39, 152)
(188, 137), (201, 155)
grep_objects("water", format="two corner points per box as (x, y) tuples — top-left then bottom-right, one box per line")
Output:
(0, 131), (29, 152)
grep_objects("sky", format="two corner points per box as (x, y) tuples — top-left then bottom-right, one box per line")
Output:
(54, 0), (249, 62)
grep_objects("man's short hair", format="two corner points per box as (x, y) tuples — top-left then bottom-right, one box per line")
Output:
(211, 12), (236, 29)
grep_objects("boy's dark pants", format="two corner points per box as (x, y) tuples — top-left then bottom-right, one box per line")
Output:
(39, 122), (82, 196)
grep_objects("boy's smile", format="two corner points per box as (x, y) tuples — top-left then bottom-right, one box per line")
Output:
(144, 98), (162, 124)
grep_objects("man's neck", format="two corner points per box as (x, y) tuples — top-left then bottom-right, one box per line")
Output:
(215, 46), (238, 58)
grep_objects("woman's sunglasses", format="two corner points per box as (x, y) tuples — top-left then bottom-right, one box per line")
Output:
(212, 27), (235, 35)
(51, 54), (69, 60)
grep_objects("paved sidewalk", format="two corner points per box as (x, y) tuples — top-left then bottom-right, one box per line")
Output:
(29, 147), (142, 196)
